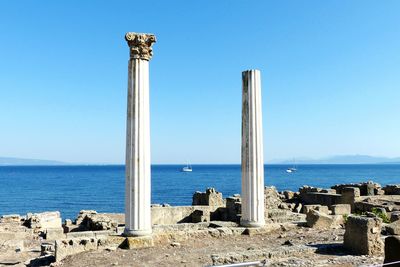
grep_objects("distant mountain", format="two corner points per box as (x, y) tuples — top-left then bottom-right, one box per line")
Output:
(270, 155), (400, 164)
(0, 157), (67, 166)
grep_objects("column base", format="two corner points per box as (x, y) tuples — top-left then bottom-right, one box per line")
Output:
(240, 219), (265, 228)
(123, 228), (152, 237)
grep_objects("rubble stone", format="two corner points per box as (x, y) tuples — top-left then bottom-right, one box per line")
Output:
(306, 210), (333, 229)
(45, 227), (65, 240)
(331, 204), (351, 215)
(265, 186), (283, 209)
(386, 221), (400, 235)
(303, 205), (329, 215)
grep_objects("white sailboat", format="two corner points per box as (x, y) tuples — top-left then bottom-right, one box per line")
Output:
(286, 159), (297, 173)
(181, 162), (192, 172)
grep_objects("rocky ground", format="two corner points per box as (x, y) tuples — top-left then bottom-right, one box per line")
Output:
(2, 181), (400, 266)
(57, 225), (382, 267)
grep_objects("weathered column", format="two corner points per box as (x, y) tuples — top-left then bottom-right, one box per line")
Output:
(124, 32), (156, 237)
(241, 69), (265, 228)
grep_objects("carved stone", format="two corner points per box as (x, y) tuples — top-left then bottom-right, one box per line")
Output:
(240, 70), (265, 228)
(124, 32), (156, 237)
(125, 32), (156, 60)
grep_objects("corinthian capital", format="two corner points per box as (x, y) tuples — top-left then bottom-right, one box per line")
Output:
(125, 32), (156, 61)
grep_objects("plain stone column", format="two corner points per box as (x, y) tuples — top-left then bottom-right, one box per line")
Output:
(241, 69), (265, 228)
(124, 32), (156, 237)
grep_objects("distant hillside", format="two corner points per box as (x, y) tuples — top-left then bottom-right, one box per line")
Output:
(0, 157), (67, 166)
(270, 155), (400, 164)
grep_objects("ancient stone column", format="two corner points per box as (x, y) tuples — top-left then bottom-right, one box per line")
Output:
(124, 32), (156, 237)
(241, 69), (265, 228)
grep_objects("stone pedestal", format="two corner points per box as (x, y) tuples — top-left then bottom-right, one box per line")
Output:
(124, 32), (156, 237)
(240, 70), (265, 228)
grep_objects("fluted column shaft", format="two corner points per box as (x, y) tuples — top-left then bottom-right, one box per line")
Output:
(241, 69), (265, 228)
(124, 32), (156, 237)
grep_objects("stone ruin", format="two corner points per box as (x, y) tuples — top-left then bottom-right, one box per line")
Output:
(2, 180), (400, 265)
(1, 32), (400, 266)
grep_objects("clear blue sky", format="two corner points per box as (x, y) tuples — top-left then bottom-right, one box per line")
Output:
(0, 1), (399, 164)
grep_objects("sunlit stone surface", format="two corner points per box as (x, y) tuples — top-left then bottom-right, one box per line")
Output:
(240, 69), (265, 228)
(124, 32), (156, 237)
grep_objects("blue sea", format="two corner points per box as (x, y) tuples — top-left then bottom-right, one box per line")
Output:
(0, 164), (399, 220)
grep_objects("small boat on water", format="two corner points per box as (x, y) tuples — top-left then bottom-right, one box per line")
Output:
(286, 167), (297, 173)
(181, 163), (192, 172)
(286, 158), (297, 173)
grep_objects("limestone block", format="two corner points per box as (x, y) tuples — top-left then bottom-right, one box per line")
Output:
(331, 204), (351, 215)
(66, 231), (95, 239)
(45, 227), (65, 240)
(340, 187), (361, 211)
(217, 227), (233, 236)
(93, 230), (117, 238)
(300, 191), (341, 206)
(26, 211), (62, 231)
(243, 223), (281, 236)
(306, 210), (334, 229)
(101, 235), (126, 250)
(123, 236), (154, 249)
(80, 213), (118, 231)
(386, 221), (400, 235)
(0, 214), (21, 223)
(384, 236), (400, 266)
(55, 238), (98, 261)
(343, 216), (384, 255)
(303, 205), (329, 215)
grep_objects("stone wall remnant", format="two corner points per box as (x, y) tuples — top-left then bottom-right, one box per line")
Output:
(25, 211), (62, 232)
(383, 184), (400, 195)
(192, 188), (225, 206)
